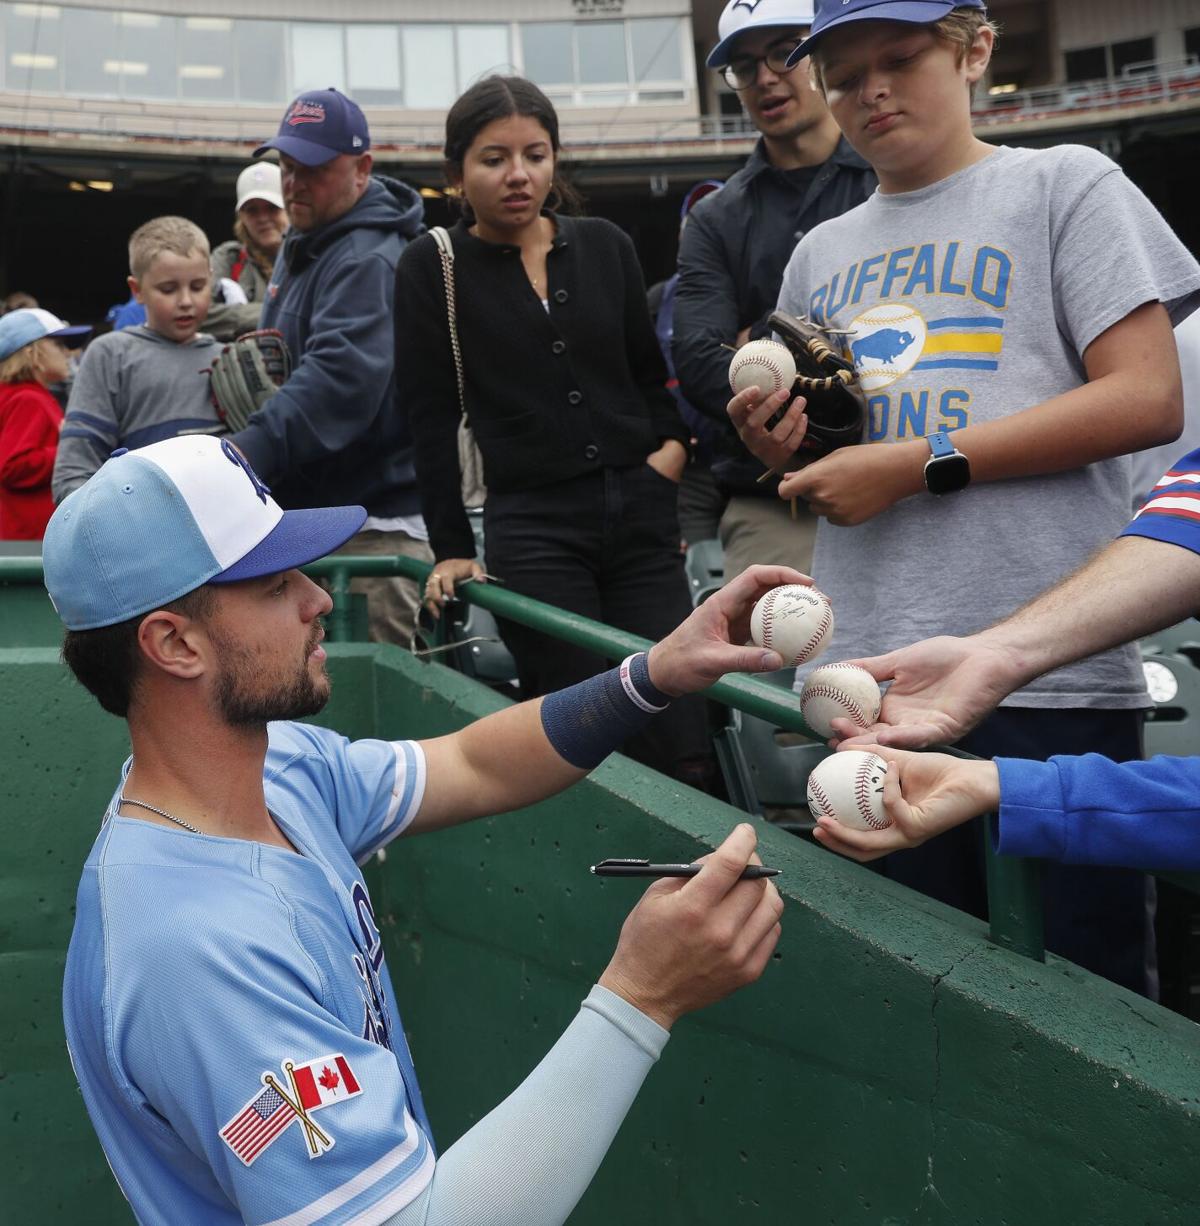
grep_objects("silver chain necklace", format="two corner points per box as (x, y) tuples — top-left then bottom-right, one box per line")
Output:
(119, 793), (202, 834)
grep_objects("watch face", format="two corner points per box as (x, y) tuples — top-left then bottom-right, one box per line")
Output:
(924, 453), (971, 495)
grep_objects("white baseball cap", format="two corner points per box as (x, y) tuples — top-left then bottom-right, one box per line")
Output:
(44, 435), (365, 630)
(235, 161), (284, 212)
(707, 0), (817, 68)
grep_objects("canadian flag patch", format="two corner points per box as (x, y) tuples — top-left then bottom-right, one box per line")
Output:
(293, 1054), (362, 1110)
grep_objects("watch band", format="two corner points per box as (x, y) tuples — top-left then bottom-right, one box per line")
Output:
(926, 431), (956, 459)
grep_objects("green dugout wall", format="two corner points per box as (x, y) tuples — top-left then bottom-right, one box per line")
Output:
(4, 641), (1199, 1224)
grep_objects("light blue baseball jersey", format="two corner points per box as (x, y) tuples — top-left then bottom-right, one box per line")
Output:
(63, 721), (434, 1226)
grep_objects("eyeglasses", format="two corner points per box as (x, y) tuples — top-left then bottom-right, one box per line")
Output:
(721, 42), (804, 90)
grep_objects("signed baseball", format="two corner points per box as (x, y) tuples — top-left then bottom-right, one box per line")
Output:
(750, 584), (834, 667)
(728, 339), (797, 398)
(806, 751), (891, 831)
(800, 663), (882, 739)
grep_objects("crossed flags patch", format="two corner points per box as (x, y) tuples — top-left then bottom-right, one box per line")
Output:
(220, 1054), (362, 1166)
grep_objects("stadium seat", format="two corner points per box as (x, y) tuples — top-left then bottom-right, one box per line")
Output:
(1142, 650), (1200, 758)
(714, 669), (830, 829)
(685, 538), (725, 606)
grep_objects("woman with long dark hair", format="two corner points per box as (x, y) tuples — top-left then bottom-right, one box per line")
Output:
(395, 76), (711, 785)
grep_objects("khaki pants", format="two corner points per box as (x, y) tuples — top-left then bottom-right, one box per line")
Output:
(334, 528), (433, 649)
(718, 494), (818, 580)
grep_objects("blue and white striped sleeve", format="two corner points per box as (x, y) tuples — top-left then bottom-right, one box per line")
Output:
(1122, 447), (1200, 555)
(265, 723), (426, 863)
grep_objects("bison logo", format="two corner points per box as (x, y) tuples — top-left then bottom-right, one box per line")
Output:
(845, 303), (928, 392)
(851, 328), (914, 366)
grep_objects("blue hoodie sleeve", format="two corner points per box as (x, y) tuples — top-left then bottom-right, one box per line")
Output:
(995, 753), (1200, 870)
(232, 248), (396, 482)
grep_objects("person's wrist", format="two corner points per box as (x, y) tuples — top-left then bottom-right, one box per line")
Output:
(897, 439), (931, 498)
(597, 966), (677, 1032)
(973, 760), (1002, 812)
(645, 642), (685, 698)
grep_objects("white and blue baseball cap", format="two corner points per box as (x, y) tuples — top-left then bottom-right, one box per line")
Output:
(786, 0), (986, 66)
(44, 435), (366, 630)
(0, 307), (91, 361)
(707, 0), (817, 69)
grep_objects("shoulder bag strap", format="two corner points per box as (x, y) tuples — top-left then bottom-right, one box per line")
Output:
(429, 227), (468, 426)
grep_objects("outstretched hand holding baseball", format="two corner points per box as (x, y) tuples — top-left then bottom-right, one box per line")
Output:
(812, 746), (999, 863)
(647, 565), (812, 695)
(830, 634), (1029, 750)
(598, 823), (784, 1029)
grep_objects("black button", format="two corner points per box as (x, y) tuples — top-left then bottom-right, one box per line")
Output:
(554, 289), (569, 304)
(584, 444), (599, 460)
(551, 340), (566, 355)
(568, 390), (583, 405)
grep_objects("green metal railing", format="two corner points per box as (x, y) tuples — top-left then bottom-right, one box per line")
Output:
(2, 552), (1051, 957)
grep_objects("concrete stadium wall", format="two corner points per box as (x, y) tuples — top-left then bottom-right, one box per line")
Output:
(3, 643), (1198, 1224)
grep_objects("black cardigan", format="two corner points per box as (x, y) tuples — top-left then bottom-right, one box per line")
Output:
(394, 215), (688, 560)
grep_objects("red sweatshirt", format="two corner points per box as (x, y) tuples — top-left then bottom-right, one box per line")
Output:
(0, 379), (63, 539)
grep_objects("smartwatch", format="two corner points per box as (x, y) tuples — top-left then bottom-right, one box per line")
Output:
(923, 431), (970, 495)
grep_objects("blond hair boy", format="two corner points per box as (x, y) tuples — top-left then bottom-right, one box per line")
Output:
(729, 0), (1200, 995)
(52, 216), (222, 501)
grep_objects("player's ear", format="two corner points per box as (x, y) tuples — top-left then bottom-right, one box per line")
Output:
(127, 274), (144, 305)
(136, 609), (208, 682)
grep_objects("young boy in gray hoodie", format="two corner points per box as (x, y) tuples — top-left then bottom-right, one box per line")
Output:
(52, 216), (223, 502)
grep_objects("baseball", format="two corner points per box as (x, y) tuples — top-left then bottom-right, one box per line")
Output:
(806, 751), (891, 831)
(800, 663), (882, 739)
(728, 339), (797, 397)
(750, 584), (834, 667)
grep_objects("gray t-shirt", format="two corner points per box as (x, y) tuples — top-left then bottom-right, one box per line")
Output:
(53, 325), (222, 502)
(778, 144), (1200, 707)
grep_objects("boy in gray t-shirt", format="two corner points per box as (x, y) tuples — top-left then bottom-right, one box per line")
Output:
(52, 216), (222, 503)
(729, 1), (1200, 995)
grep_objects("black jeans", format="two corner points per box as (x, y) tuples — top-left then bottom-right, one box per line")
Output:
(484, 465), (712, 780)
(882, 706), (1156, 998)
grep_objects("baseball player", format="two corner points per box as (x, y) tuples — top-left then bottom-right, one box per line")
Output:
(47, 435), (790, 1226)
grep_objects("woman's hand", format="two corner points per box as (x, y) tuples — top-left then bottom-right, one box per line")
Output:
(424, 558), (486, 619)
(645, 438), (688, 483)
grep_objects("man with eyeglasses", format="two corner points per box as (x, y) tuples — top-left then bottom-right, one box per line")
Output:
(673, 0), (875, 579)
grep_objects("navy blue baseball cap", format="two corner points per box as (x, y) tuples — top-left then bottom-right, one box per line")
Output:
(786, 0), (986, 66)
(255, 88), (371, 167)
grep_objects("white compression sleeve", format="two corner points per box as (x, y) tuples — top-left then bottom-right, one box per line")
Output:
(380, 985), (669, 1226)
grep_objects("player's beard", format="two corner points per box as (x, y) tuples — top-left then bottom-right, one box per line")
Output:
(211, 624), (331, 728)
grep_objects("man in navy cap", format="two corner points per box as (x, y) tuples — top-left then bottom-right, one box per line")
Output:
(229, 87), (431, 648)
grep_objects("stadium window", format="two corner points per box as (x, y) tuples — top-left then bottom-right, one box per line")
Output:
(402, 25), (454, 109)
(576, 20), (627, 85)
(234, 21), (285, 104)
(1063, 45), (1108, 82)
(457, 25), (511, 90)
(290, 23), (345, 95)
(179, 16), (234, 101)
(1187, 27), (1200, 62)
(1111, 36), (1155, 76)
(6, 2), (64, 93)
(347, 24), (401, 107)
(116, 10), (176, 100)
(629, 18), (682, 83)
(521, 22), (573, 88)
(62, 7), (120, 97)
